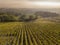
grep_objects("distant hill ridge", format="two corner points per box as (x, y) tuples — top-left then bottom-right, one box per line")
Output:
(0, 8), (60, 22)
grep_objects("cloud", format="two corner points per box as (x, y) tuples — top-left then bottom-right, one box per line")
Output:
(0, 0), (60, 8)
(0, 0), (60, 1)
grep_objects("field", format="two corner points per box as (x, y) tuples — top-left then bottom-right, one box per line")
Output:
(0, 22), (60, 45)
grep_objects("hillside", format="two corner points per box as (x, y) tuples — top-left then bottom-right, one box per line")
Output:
(0, 8), (60, 22)
(0, 22), (60, 45)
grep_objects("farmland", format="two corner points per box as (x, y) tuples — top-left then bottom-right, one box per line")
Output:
(0, 22), (60, 45)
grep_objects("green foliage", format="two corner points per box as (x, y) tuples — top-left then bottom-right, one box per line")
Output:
(0, 15), (16, 22)
(0, 13), (38, 22)
(0, 22), (60, 45)
(19, 14), (38, 22)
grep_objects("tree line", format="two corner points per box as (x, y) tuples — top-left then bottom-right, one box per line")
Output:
(0, 14), (38, 22)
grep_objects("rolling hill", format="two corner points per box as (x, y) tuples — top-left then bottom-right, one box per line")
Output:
(0, 8), (60, 22)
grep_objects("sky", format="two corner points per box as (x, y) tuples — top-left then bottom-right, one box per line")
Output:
(0, 0), (60, 8)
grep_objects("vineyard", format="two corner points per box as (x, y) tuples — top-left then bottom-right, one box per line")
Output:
(0, 22), (60, 45)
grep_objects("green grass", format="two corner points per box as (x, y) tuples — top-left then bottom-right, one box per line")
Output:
(0, 22), (60, 45)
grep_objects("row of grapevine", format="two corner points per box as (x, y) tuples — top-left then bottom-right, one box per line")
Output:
(0, 22), (60, 45)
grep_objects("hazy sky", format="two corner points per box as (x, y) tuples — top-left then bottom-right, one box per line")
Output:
(0, 0), (60, 8)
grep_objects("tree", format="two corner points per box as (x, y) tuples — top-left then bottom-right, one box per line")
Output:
(18, 14), (38, 22)
(0, 15), (16, 22)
